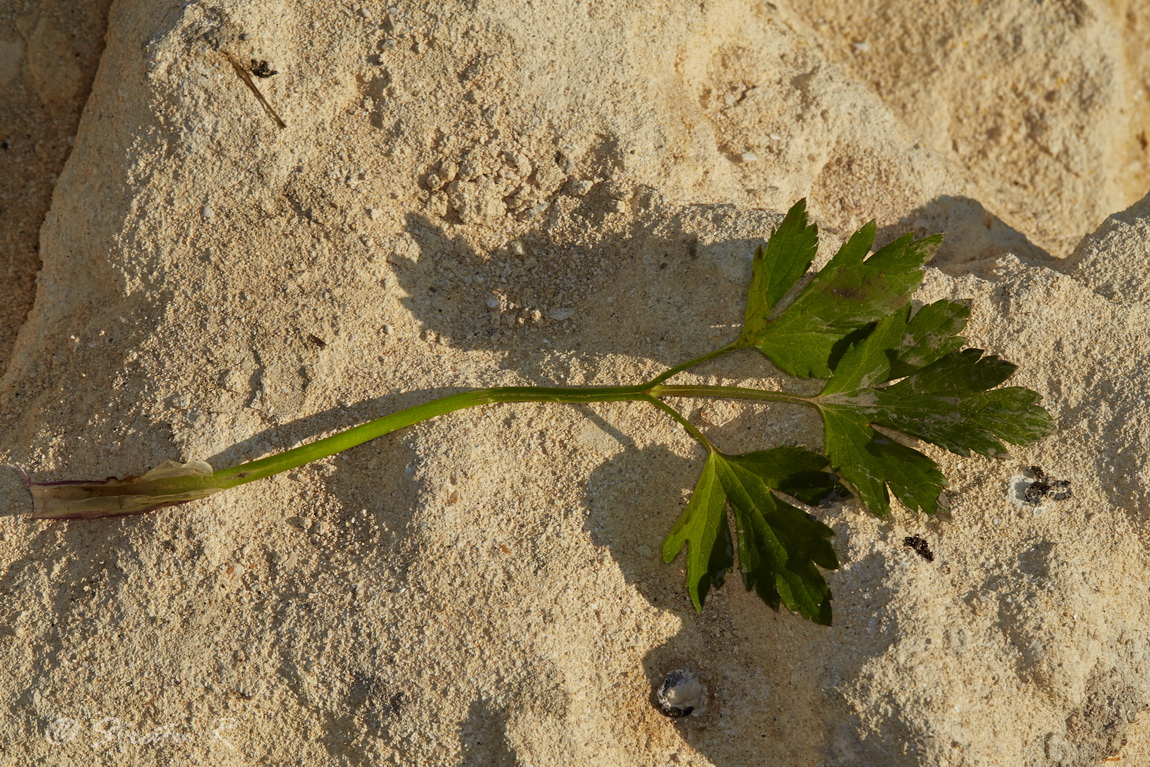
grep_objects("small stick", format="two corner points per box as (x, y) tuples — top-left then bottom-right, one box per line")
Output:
(223, 51), (286, 129)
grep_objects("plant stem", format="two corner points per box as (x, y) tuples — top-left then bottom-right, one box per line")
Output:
(642, 342), (741, 386)
(649, 383), (813, 408)
(640, 396), (716, 451)
(30, 374), (821, 518)
(211, 385), (649, 487)
(213, 382), (814, 489)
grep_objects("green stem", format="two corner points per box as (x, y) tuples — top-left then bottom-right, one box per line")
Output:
(643, 342), (741, 387)
(212, 385), (651, 487)
(640, 395), (716, 451)
(649, 383), (814, 408)
(213, 382), (815, 487)
(30, 376), (821, 519)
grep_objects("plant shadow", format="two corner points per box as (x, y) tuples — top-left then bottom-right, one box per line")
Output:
(876, 194), (1052, 275)
(393, 202), (785, 381)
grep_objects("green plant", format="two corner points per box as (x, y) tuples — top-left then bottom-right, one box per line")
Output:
(28, 200), (1053, 625)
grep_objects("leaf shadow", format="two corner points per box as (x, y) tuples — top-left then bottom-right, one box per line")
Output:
(876, 194), (1052, 275)
(457, 698), (518, 767)
(394, 202), (786, 380)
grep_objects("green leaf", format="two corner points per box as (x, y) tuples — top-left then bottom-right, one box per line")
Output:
(741, 200), (819, 343)
(887, 299), (970, 380)
(816, 314), (1054, 515)
(724, 446), (845, 509)
(740, 205), (943, 378)
(819, 300), (971, 395)
(868, 350), (1054, 457)
(663, 447), (843, 622)
(818, 311), (906, 396)
(970, 386), (1054, 446)
(716, 458), (838, 624)
(819, 406), (948, 516)
(717, 448), (841, 624)
(662, 452), (734, 611)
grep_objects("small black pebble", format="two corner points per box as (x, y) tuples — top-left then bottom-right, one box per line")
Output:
(250, 59), (278, 78)
(903, 536), (934, 562)
(1022, 465), (1071, 505)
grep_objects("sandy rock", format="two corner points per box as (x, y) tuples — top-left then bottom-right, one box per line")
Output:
(1065, 192), (1150, 304)
(786, 0), (1150, 258)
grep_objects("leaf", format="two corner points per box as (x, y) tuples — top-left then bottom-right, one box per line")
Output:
(665, 446), (842, 623)
(816, 313), (1054, 515)
(887, 299), (970, 380)
(819, 406), (948, 516)
(816, 299), (971, 395)
(740, 202), (943, 378)
(869, 351), (1054, 457)
(741, 200), (819, 343)
(662, 452), (733, 611)
(818, 310), (907, 396)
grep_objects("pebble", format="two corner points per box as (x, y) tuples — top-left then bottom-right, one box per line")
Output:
(656, 670), (707, 717)
(569, 179), (594, 196)
(548, 307), (575, 321)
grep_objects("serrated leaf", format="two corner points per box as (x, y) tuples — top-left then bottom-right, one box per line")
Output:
(821, 300), (972, 395)
(713, 449), (841, 624)
(726, 445), (845, 508)
(819, 311), (907, 396)
(663, 448), (842, 622)
(887, 299), (970, 379)
(662, 452), (733, 611)
(816, 320), (1054, 515)
(741, 207), (943, 378)
(869, 350), (1052, 457)
(819, 407), (948, 516)
(741, 200), (819, 343)
(970, 386), (1054, 445)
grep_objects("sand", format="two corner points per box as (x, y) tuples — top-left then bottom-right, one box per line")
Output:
(3, 1), (1150, 764)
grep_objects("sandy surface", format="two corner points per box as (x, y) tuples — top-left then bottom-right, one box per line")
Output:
(3, 1), (1150, 765)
